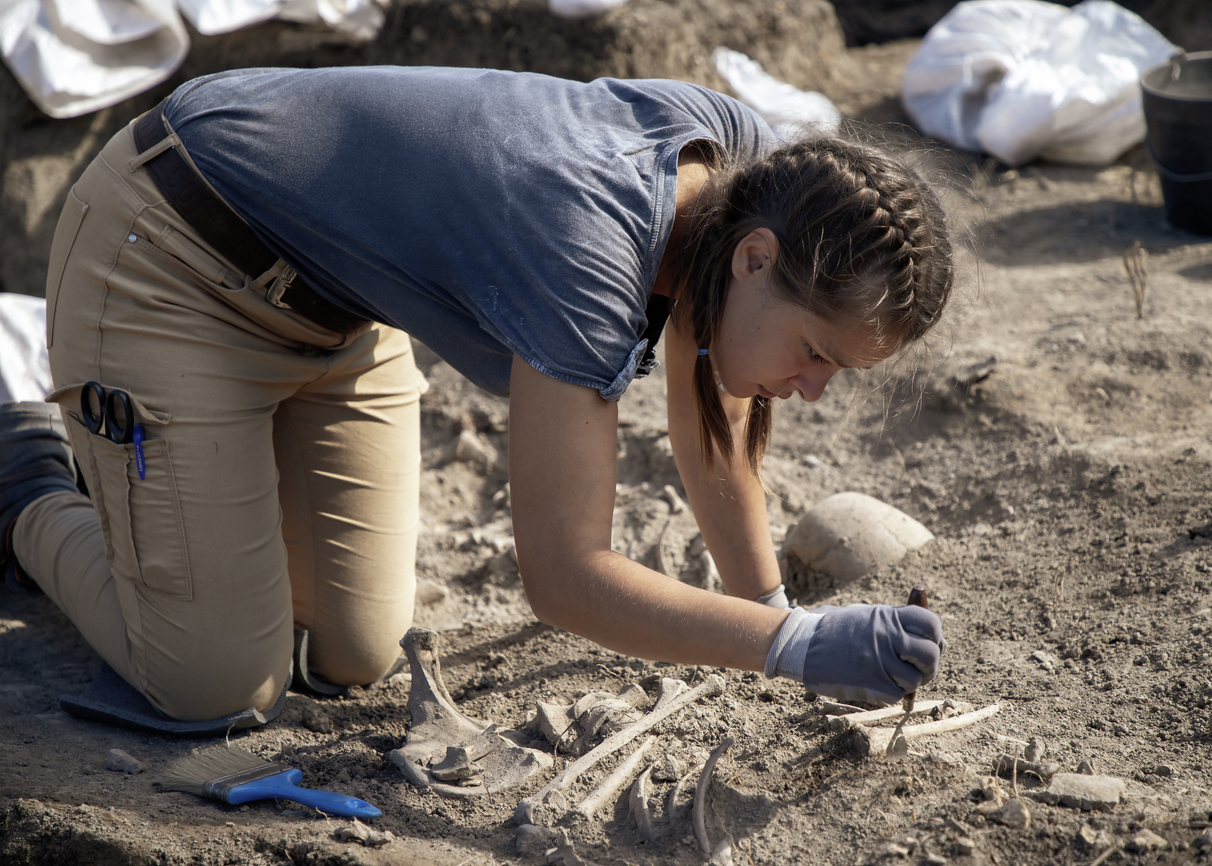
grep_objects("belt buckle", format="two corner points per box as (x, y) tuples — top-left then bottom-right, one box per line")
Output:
(266, 265), (298, 310)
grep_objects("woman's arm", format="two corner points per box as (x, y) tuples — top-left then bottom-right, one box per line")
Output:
(662, 311), (784, 602)
(508, 355), (788, 671)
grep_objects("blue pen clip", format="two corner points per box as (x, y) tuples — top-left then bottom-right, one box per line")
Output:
(133, 424), (145, 481)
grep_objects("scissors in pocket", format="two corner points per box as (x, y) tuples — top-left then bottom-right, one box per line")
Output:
(81, 381), (145, 480)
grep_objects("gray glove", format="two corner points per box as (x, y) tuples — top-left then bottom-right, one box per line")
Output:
(764, 604), (945, 706)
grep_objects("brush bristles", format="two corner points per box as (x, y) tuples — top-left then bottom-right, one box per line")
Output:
(161, 745), (271, 796)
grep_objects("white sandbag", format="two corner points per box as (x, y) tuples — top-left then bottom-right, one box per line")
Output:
(713, 47), (841, 142)
(901, 0), (1179, 166)
(174, 0), (282, 35)
(275, 0), (385, 41)
(0, 0), (188, 119)
(0, 294), (51, 404)
(548, 0), (628, 19)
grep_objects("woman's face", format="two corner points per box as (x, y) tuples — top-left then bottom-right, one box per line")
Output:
(713, 229), (896, 402)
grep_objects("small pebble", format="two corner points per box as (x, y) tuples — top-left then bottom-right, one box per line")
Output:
(105, 749), (143, 774)
(955, 837), (976, 855)
(989, 799), (1031, 830)
(301, 705), (334, 734)
(924, 853), (947, 865)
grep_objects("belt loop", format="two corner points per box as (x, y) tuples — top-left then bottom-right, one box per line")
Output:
(266, 265), (298, 309)
(129, 131), (180, 172)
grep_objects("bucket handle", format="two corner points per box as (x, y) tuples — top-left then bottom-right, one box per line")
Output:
(1146, 141), (1212, 184)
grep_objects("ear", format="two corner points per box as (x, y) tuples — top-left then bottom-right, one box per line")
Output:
(730, 228), (780, 282)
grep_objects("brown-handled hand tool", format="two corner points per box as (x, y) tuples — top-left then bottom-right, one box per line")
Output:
(901, 586), (928, 714)
(886, 586), (929, 757)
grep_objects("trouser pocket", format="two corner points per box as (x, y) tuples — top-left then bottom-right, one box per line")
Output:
(50, 385), (192, 600)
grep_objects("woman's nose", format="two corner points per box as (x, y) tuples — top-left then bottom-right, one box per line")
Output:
(789, 368), (838, 402)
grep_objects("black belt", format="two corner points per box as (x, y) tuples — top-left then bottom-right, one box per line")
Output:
(133, 100), (368, 334)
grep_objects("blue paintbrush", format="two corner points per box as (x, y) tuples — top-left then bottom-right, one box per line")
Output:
(161, 745), (381, 819)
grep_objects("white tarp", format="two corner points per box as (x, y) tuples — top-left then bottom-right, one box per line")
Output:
(0, 0), (386, 119)
(0, 294), (51, 404)
(901, 0), (1180, 166)
(713, 47), (841, 143)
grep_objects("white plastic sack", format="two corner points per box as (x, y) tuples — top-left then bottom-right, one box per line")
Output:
(180, 0), (385, 39)
(276, 0), (385, 41)
(901, 0), (1180, 166)
(0, 294), (51, 404)
(713, 47), (841, 143)
(548, 0), (628, 19)
(0, 0), (188, 119)
(174, 0), (281, 35)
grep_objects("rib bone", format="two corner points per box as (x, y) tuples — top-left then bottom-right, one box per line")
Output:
(694, 736), (734, 857)
(630, 765), (656, 840)
(515, 674), (725, 825)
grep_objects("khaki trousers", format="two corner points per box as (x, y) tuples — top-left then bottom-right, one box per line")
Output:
(14, 119), (424, 721)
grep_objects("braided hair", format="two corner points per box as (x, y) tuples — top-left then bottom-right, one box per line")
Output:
(671, 136), (954, 474)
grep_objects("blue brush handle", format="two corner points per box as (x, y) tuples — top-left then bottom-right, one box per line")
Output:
(225, 769), (381, 819)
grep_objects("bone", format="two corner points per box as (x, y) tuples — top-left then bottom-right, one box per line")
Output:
(576, 736), (656, 818)
(629, 765), (657, 840)
(710, 838), (734, 866)
(694, 736), (734, 857)
(826, 699), (946, 732)
(853, 704), (1001, 758)
(667, 764), (700, 822)
(653, 677), (689, 712)
(994, 754), (1060, 782)
(389, 628), (552, 797)
(516, 674), (724, 825)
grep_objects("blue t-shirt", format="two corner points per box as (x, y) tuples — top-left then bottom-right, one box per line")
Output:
(164, 66), (774, 399)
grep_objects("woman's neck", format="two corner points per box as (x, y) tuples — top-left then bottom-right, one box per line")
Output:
(652, 152), (714, 299)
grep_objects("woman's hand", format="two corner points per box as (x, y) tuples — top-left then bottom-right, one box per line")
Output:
(766, 604), (946, 706)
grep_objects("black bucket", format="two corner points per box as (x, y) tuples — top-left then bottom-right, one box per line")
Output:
(1141, 51), (1212, 236)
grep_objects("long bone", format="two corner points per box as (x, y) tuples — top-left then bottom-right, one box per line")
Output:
(825, 699), (948, 732)
(576, 736), (656, 818)
(851, 703), (1001, 758)
(515, 674), (725, 825)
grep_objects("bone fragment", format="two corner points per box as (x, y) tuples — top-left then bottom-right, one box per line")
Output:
(826, 699), (946, 732)
(629, 765), (657, 840)
(818, 700), (865, 715)
(667, 764), (700, 821)
(710, 838), (734, 866)
(853, 703), (1001, 758)
(994, 754), (1059, 782)
(576, 736), (656, 818)
(694, 737), (734, 857)
(515, 674), (725, 825)
(547, 829), (604, 866)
